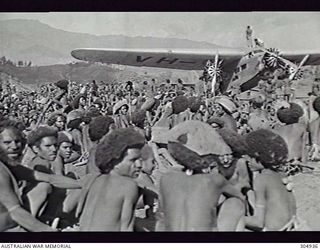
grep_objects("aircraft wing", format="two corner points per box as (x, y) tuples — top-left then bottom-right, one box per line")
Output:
(277, 50), (320, 65)
(71, 48), (245, 71)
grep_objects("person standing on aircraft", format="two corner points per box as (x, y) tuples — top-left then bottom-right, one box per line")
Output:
(254, 38), (265, 48)
(246, 26), (253, 48)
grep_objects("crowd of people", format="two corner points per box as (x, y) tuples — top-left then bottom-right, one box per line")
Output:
(0, 71), (319, 232)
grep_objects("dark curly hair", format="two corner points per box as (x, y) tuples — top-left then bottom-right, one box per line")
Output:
(313, 96), (320, 114)
(276, 102), (303, 125)
(88, 115), (115, 142)
(0, 119), (26, 133)
(131, 110), (146, 128)
(72, 94), (86, 109)
(47, 113), (66, 126)
(218, 128), (248, 157)
(95, 128), (145, 173)
(88, 106), (102, 117)
(27, 126), (58, 147)
(0, 119), (26, 146)
(172, 95), (189, 114)
(245, 129), (288, 168)
(188, 97), (201, 113)
(55, 79), (69, 91)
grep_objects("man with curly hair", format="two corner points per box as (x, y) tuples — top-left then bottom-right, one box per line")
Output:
(0, 120), (81, 231)
(86, 115), (115, 174)
(215, 127), (252, 231)
(47, 112), (66, 132)
(273, 102), (308, 162)
(78, 128), (145, 231)
(25, 126), (81, 219)
(155, 121), (246, 231)
(244, 129), (300, 231)
(170, 95), (190, 127)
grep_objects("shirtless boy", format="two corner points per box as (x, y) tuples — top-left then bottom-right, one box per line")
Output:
(244, 129), (297, 231)
(78, 128), (145, 231)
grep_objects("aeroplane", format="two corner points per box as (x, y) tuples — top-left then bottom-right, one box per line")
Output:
(71, 42), (320, 94)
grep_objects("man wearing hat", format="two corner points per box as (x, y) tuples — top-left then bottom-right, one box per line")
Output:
(113, 99), (130, 128)
(208, 96), (237, 131)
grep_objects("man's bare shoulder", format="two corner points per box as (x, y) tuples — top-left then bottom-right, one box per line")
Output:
(89, 174), (139, 198)
(0, 162), (12, 179)
(109, 175), (139, 193)
(94, 174), (137, 186)
(209, 172), (228, 186)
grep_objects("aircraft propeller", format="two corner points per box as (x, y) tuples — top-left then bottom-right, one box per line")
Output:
(287, 54), (309, 81)
(263, 48), (282, 68)
(205, 54), (223, 94)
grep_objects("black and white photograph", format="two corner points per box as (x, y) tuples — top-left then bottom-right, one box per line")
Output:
(0, 11), (320, 236)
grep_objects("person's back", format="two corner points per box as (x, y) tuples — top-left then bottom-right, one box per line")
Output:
(275, 123), (306, 160)
(248, 110), (270, 131)
(79, 174), (138, 231)
(257, 169), (296, 231)
(159, 171), (227, 231)
(244, 129), (299, 231)
(273, 102), (306, 160)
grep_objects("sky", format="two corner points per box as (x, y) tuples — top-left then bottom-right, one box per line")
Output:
(0, 12), (320, 50)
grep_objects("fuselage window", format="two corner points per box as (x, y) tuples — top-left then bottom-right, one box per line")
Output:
(241, 64), (247, 71)
(232, 75), (239, 82)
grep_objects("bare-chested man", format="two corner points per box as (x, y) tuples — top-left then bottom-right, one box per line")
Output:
(273, 102), (307, 162)
(309, 97), (320, 160)
(78, 128), (145, 231)
(215, 127), (252, 231)
(155, 121), (245, 231)
(134, 144), (158, 232)
(244, 129), (298, 231)
(247, 94), (271, 131)
(0, 120), (81, 232)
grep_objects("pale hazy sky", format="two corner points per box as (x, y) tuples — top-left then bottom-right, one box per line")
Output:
(0, 12), (320, 50)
